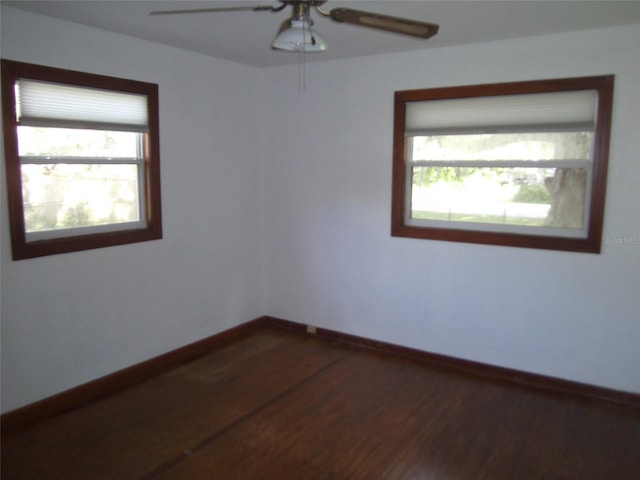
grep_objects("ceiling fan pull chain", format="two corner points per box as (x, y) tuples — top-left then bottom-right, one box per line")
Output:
(297, 21), (308, 93)
(298, 48), (307, 93)
(298, 49), (302, 93)
(302, 21), (307, 91)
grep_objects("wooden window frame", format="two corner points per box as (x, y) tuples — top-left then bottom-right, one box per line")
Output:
(391, 76), (614, 253)
(1, 59), (162, 260)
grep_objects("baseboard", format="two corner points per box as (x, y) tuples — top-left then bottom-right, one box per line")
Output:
(1, 317), (268, 433)
(3, 314), (638, 433)
(263, 316), (640, 409)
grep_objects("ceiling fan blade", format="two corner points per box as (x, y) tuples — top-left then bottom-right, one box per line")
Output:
(150, 4), (278, 16)
(329, 8), (439, 39)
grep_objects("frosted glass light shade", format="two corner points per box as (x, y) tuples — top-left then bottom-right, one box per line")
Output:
(272, 20), (327, 52)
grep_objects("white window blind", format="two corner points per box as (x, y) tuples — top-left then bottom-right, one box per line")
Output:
(16, 79), (149, 132)
(405, 90), (598, 136)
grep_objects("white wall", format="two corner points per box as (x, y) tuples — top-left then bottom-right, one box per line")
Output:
(262, 24), (640, 394)
(1, 7), (265, 412)
(1, 7), (638, 414)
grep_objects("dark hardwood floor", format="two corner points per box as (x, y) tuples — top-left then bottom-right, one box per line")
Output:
(2, 326), (639, 479)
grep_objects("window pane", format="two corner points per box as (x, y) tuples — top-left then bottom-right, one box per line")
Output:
(411, 166), (587, 229)
(411, 132), (593, 162)
(21, 164), (140, 233)
(18, 127), (139, 158)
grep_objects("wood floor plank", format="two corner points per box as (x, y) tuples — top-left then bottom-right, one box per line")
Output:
(150, 348), (640, 479)
(150, 350), (430, 479)
(383, 382), (640, 479)
(1, 329), (344, 479)
(2, 327), (639, 479)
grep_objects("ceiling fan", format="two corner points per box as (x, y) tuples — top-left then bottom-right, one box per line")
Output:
(150, 1), (439, 53)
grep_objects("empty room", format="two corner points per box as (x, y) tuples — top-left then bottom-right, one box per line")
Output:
(1, 1), (639, 478)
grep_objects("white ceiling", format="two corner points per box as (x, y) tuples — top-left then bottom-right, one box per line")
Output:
(3, 1), (640, 67)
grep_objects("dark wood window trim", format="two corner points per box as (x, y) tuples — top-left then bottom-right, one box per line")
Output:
(391, 76), (614, 253)
(1, 59), (162, 260)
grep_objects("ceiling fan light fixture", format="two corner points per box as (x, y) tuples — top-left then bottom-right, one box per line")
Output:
(271, 20), (328, 52)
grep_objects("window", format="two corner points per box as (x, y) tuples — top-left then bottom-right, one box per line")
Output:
(1, 59), (162, 259)
(391, 76), (614, 253)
